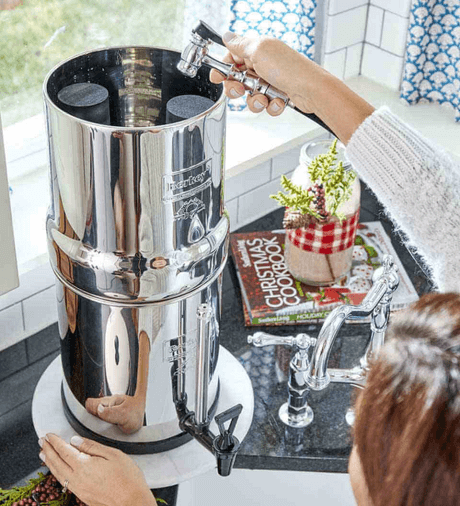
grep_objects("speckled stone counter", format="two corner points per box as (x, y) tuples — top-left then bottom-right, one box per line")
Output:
(221, 181), (432, 474)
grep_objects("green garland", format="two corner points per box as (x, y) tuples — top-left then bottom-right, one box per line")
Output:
(0, 471), (168, 506)
(271, 139), (356, 222)
(0, 472), (69, 506)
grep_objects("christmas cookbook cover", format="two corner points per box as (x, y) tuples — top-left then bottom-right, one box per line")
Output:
(230, 222), (419, 326)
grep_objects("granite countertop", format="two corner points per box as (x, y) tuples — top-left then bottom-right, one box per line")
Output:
(221, 181), (432, 473)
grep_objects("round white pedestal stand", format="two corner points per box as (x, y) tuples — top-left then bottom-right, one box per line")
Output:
(32, 346), (254, 489)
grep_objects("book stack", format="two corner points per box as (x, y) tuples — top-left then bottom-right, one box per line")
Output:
(230, 222), (419, 326)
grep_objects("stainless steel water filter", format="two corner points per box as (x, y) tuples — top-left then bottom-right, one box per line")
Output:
(44, 46), (230, 455)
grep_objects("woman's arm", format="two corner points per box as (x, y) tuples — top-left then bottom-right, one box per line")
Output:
(210, 32), (375, 144)
(213, 32), (460, 292)
(345, 107), (460, 292)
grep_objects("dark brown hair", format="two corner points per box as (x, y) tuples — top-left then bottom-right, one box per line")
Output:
(354, 293), (460, 506)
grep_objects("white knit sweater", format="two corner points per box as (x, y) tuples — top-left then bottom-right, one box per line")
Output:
(346, 107), (460, 293)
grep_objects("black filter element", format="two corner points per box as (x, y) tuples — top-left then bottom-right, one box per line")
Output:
(166, 94), (215, 124)
(57, 82), (110, 124)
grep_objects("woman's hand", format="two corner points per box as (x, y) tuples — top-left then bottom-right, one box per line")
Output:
(39, 433), (156, 506)
(209, 32), (320, 116)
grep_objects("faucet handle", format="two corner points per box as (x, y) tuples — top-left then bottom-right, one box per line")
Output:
(248, 332), (295, 347)
(248, 332), (316, 350)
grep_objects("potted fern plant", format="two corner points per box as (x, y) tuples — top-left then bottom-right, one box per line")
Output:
(271, 139), (360, 286)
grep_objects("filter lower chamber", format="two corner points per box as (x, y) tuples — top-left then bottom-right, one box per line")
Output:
(58, 276), (222, 453)
(44, 46), (228, 452)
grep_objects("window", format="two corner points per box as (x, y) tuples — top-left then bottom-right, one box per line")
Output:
(1, 0), (185, 274)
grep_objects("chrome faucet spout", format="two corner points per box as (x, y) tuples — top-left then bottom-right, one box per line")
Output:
(306, 255), (400, 391)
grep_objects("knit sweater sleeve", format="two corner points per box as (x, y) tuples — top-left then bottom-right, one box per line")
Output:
(345, 106), (460, 293)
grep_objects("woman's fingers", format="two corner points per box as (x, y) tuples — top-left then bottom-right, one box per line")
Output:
(40, 437), (74, 488)
(210, 52), (246, 84)
(70, 435), (120, 459)
(226, 82), (246, 99)
(222, 32), (257, 61)
(267, 98), (286, 117)
(45, 433), (81, 466)
(247, 93), (269, 113)
(246, 94), (286, 116)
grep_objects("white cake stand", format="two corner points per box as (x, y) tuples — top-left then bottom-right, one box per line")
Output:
(32, 346), (254, 489)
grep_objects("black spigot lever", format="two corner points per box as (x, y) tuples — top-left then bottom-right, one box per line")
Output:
(192, 20), (224, 46)
(213, 404), (243, 476)
(215, 403), (242, 450)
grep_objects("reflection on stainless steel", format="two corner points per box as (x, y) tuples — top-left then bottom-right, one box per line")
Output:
(43, 46), (236, 461)
(248, 255), (400, 427)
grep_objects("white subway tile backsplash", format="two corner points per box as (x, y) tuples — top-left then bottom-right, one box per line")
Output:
(272, 147), (301, 178)
(325, 5), (368, 52)
(370, 0), (411, 18)
(0, 303), (24, 351)
(237, 169), (296, 227)
(381, 11), (410, 57)
(344, 43), (363, 79)
(225, 160), (271, 201)
(23, 286), (58, 334)
(237, 177), (288, 228)
(361, 43), (404, 90)
(328, 0), (368, 16)
(365, 5), (384, 46)
(323, 49), (347, 80)
(0, 262), (54, 312)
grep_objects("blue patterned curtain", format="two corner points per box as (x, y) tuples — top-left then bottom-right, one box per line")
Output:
(400, 0), (460, 122)
(229, 0), (316, 110)
(230, 0), (316, 58)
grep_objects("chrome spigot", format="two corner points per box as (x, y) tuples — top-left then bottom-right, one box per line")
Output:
(178, 21), (296, 107)
(177, 21), (335, 135)
(247, 255), (400, 427)
(248, 332), (317, 428)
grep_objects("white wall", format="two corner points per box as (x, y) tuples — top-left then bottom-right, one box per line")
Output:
(0, 114), (19, 297)
(362, 0), (411, 90)
(177, 468), (356, 506)
(322, 0), (368, 80)
(321, 0), (412, 90)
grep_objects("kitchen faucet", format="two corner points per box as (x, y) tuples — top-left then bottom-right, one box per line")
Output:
(248, 255), (400, 428)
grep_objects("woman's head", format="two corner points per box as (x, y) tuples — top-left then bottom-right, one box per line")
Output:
(351, 293), (460, 506)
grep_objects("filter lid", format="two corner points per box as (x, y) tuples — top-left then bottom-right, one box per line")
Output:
(166, 95), (215, 124)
